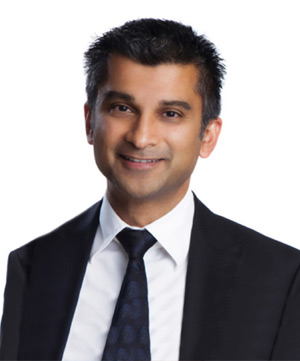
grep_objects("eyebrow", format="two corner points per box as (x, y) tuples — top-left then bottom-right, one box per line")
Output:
(102, 90), (135, 102)
(160, 100), (191, 110)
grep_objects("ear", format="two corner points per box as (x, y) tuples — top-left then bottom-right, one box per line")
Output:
(199, 117), (222, 158)
(84, 102), (94, 145)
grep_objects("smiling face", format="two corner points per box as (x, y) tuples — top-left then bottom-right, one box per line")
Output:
(85, 54), (221, 219)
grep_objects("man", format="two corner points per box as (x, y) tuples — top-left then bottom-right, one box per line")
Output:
(1, 18), (300, 361)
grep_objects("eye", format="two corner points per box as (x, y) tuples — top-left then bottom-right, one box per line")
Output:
(109, 104), (133, 115)
(114, 105), (130, 112)
(164, 110), (181, 118)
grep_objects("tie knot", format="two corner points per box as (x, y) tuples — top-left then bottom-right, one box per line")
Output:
(117, 227), (156, 259)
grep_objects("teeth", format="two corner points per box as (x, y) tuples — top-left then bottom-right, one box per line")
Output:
(123, 155), (159, 163)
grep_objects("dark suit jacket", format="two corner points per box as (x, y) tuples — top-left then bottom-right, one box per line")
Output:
(1, 196), (300, 360)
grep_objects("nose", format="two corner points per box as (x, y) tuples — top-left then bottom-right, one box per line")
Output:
(124, 114), (158, 149)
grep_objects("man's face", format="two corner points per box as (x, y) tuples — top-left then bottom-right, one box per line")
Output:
(85, 54), (220, 206)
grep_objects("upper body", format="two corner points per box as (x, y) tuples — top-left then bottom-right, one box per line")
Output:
(1, 193), (300, 360)
(1, 18), (300, 360)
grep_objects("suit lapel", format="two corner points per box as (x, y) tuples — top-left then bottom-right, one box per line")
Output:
(180, 196), (242, 360)
(18, 201), (101, 360)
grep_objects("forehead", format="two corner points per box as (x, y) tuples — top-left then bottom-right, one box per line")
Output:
(98, 54), (201, 103)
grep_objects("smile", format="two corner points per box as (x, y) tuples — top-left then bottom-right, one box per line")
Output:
(120, 155), (161, 163)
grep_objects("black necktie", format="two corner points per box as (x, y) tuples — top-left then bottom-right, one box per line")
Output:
(102, 228), (157, 361)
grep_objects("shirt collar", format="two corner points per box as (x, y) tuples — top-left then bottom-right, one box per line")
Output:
(90, 190), (194, 266)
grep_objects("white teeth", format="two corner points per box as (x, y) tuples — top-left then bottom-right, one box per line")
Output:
(133, 159), (157, 163)
(123, 156), (159, 163)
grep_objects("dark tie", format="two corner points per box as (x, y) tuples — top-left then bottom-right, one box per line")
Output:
(102, 228), (157, 361)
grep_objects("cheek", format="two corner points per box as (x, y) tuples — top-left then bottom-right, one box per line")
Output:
(96, 116), (127, 144)
(93, 121), (126, 169)
(170, 127), (202, 157)
(94, 120), (117, 148)
(171, 138), (201, 177)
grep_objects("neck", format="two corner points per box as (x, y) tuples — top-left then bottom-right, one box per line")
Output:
(107, 187), (189, 228)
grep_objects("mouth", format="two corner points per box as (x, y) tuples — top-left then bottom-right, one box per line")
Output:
(119, 154), (163, 163)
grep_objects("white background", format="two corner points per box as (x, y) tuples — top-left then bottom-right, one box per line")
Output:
(0, 0), (299, 315)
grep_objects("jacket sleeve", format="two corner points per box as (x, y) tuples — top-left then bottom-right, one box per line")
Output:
(0, 251), (28, 360)
(271, 263), (300, 360)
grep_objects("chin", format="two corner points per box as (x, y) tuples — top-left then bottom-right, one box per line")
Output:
(123, 187), (160, 201)
(110, 181), (165, 202)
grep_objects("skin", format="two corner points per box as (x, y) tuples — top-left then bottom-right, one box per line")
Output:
(85, 54), (222, 227)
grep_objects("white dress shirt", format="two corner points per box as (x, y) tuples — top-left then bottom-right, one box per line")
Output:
(62, 190), (194, 361)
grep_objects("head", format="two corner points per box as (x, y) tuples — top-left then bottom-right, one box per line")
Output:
(83, 19), (225, 225)
(84, 18), (225, 138)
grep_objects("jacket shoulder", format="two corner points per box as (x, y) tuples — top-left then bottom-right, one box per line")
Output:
(193, 195), (300, 263)
(10, 200), (101, 266)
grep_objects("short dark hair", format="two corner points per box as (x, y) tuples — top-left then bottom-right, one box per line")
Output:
(84, 18), (225, 136)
